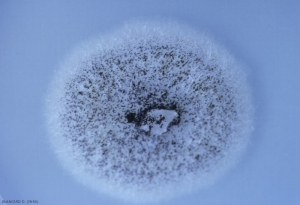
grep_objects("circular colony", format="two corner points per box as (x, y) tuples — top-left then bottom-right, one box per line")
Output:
(46, 21), (253, 202)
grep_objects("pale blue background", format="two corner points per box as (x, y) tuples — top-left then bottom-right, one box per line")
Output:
(1, 1), (300, 204)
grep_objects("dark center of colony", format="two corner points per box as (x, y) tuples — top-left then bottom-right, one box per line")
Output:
(125, 103), (181, 135)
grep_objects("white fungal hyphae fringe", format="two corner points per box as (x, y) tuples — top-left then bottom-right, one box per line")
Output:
(46, 20), (253, 203)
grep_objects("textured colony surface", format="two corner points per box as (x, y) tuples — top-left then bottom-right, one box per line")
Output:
(46, 21), (253, 202)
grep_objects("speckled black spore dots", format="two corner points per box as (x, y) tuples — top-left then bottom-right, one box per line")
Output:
(46, 21), (253, 202)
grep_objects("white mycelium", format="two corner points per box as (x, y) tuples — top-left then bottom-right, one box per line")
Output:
(46, 21), (253, 202)
(140, 109), (178, 135)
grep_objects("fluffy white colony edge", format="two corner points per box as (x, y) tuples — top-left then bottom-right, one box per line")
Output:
(46, 21), (253, 203)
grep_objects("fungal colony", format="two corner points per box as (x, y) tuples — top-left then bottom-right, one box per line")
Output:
(46, 21), (253, 202)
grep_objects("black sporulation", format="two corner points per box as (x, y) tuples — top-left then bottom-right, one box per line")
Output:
(125, 112), (136, 123)
(60, 41), (232, 186)
(50, 23), (252, 202)
(125, 101), (181, 128)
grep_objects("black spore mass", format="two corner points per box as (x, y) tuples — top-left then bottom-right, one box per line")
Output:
(46, 21), (253, 202)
